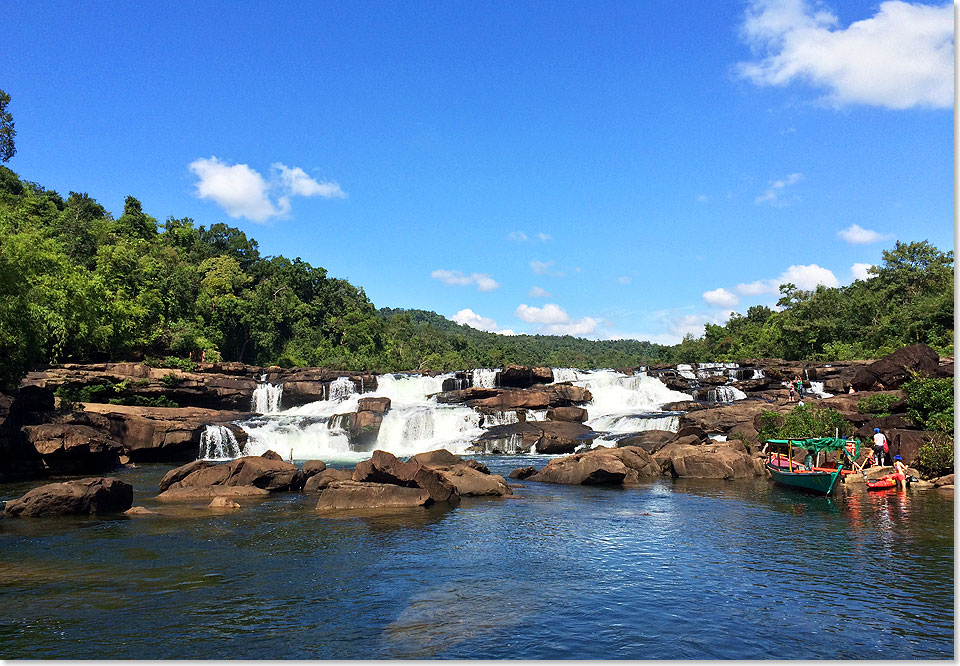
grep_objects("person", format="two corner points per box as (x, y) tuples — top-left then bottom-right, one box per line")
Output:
(892, 455), (908, 490)
(873, 427), (888, 466)
(795, 376), (804, 400)
(788, 383), (796, 401)
(863, 448), (877, 469)
(848, 385), (856, 394)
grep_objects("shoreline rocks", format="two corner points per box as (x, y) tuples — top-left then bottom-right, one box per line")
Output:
(3, 477), (133, 517)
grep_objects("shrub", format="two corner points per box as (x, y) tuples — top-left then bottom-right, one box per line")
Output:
(902, 376), (954, 434)
(914, 433), (955, 478)
(159, 372), (184, 387)
(857, 393), (899, 417)
(758, 404), (853, 442)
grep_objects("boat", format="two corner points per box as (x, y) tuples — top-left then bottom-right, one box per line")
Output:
(866, 475), (897, 490)
(764, 437), (860, 495)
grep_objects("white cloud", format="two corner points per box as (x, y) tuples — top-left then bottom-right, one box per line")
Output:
(756, 172), (803, 205)
(737, 0), (954, 109)
(507, 231), (528, 242)
(272, 164), (346, 198)
(515, 303), (570, 325)
(617, 276), (632, 285)
(529, 286), (552, 298)
(189, 156), (345, 223)
(702, 287), (740, 307)
(851, 262), (874, 281)
(189, 157), (286, 222)
(431, 269), (501, 291)
(537, 232), (552, 242)
(529, 260), (565, 277)
(736, 263), (840, 295)
(837, 223), (894, 244)
(450, 309), (516, 335)
(544, 317), (601, 336)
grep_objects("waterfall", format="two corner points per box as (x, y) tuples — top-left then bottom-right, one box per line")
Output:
(752, 369), (765, 379)
(551, 368), (582, 383)
(326, 376), (356, 402)
(707, 386), (747, 403)
(808, 381), (833, 398)
(199, 425), (244, 460)
(471, 368), (499, 388)
(676, 364), (697, 380)
(571, 370), (689, 427)
(252, 379), (283, 414)
(589, 412), (681, 434)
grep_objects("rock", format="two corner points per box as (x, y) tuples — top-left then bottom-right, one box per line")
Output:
(357, 397), (391, 414)
(302, 460), (327, 478)
(316, 481), (431, 510)
(613, 430), (675, 452)
(409, 449), (512, 497)
(21, 423), (123, 474)
(124, 506), (157, 516)
(933, 474), (954, 487)
(496, 365), (554, 388)
(260, 449), (284, 461)
(529, 421), (596, 454)
(4, 477), (133, 517)
(435, 387), (501, 404)
(662, 400), (707, 412)
(156, 486), (271, 502)
(509, 466), (537, 480)
(304, 468), (353, 493)
(528, 446), (659, 486)
(468, 385), (592, 411)
(851, 344), (939, 391)
(546, 406), (588, 422)
(464, 459), (490, 474)
(208, 496), (241, 509)
(157, 455), (304, 498)
(680, 401), (770, 434)
(674, 425), (708, 442)
(472, 422), (543, 454)
(654, 441), (757, 479)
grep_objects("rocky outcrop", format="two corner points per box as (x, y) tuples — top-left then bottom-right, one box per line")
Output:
(496, 365), (554, 388)
(330, 396), (392, 452)
(0, 392), (45, 481)
(79, 403), (251, 462)
(546, 406), (588, 423)
(509, 466), (537, 480)
(304, 467), (353, 493)
(679, 401), (771, 434)
(156, 451), (304, 500)
(528, 446), (660, 486)
(614, 430), (675, 452)
(3, 477), (133, 517)
(316, 481), (432, 510)
(530, 421), (596, 454)
(654, 439), (757, 479)
(851, 344), (939, 391)
(21, 422), (123, 474)
(437, 385), (591, 411)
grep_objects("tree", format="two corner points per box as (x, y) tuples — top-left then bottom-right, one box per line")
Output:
(0, 89), (14, 162)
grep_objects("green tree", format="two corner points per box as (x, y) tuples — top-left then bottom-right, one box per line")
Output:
(0, 89), (15, 162)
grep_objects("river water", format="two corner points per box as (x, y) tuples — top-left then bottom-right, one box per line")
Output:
(0, 457), (953, 660)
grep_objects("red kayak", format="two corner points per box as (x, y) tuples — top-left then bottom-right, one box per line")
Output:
(867, 475), (898, 490)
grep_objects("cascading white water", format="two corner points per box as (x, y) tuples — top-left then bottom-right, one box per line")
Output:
(551, 368), (581, 383)
(808, 381), (833, 398)
(471, 368), (499, 388)
(239, 372), (483, 461)
(676, 364), (697, 380)
(569, 370), (690, 433)
(708, 386), (747, 403)
(752, 369), (765, 379)
(252, 378), (283, 414)
(199, 424), (244, 460)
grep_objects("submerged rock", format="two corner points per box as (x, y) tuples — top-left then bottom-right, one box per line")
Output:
(316, 481), (431, 510)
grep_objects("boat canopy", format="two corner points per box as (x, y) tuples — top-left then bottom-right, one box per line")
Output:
(767, 437), (860, 459)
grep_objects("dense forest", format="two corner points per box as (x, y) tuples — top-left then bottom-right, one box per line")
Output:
(0, 161), (953, 390)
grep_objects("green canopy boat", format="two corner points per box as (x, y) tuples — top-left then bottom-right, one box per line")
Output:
(765, 437), (860, 495)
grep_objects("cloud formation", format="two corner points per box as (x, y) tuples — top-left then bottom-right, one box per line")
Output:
(850, 262), (874, 281)
(837, 223), (894, 244)
(529, 260), (565, 277)
(738, 0), (954, 109)
(189, 157), (345, 223)
(737, 263), (839, 295)
(702, 287), (740, 307)
(617, 276), (632, 285)
(529, 286), (552, 298)
(756, 172), (803, 205)
(515, 303), (599, 336)
(507, 231), (528, 242)
(451, 309), (515, 335)
(431, 270), (500, 291)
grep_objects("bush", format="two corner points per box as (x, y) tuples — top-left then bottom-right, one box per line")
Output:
(159, 372), (184, 387)
(758, 404), (853, 442)
(857, 393), (899, 417)
(914, 433), (954, 478)
(902, 376), (954, 434)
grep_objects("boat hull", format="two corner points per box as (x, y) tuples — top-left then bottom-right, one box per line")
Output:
(867, 476), (898, 490)
(766, 462), (842, 495)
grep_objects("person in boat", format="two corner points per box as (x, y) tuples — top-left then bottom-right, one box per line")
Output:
(892, 455), (908, 490)
(803, 449), (815, 471)
(873, 428), (888, 467)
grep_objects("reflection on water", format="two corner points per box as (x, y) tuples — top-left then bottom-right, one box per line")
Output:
(0, 458), (953, 659)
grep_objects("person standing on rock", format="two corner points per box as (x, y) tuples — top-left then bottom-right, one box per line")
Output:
(873, 428), (888, 467)
(789, 383), (796, 401)
(794, 376), (804, 400)
(892, 455), (908, 490)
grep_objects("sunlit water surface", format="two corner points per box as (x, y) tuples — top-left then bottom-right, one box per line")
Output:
(0, 457), (953, 659)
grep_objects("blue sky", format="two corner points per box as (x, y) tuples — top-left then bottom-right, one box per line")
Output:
(3, 0), (954, 344)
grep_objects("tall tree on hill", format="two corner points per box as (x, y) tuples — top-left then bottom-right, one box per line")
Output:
(0, 89), (15, 162)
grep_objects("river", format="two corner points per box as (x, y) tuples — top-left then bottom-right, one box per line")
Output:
(0, 456), (952, 659)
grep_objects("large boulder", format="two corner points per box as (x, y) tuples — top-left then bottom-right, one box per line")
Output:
(316, 481), (431, 510)
(304, 467), (353, 493)
(409, 449), (512, 497)
(680, 401), (770, 435)
(615, 430), (675, 452)
(529, 421), (596, 454)
(21, 423), (123, 474)
(654, 441), (757, 479)
(546, 406), (588, 423)
(496, 365), (554, 388)
(156, 452), (304, 500)
(528, 446), (659, 485)
(4, 477), (133, 517)
(851, 344), (939, 391)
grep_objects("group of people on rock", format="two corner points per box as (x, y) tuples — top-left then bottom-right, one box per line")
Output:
(788, 375), (805, 401)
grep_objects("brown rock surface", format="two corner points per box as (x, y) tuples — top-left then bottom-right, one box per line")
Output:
(546, 406), (588, 422)
(316, 481), (431, 510)
(4, 477), (133, 517)
(654, 441), (757, 479)
(851, 344), (939, 391)
(529, 446), (659, 485)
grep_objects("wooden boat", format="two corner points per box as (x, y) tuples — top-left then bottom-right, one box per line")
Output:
(764, 437), (860, 496)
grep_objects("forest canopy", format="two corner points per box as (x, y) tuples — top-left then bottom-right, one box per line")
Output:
(0, 165), (953, 390)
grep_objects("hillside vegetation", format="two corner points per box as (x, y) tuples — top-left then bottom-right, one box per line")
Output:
(0, 165), (953, 389)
